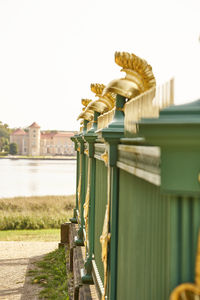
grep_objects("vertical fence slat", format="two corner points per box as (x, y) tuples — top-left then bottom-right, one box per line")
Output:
(94, 159), (107, 283)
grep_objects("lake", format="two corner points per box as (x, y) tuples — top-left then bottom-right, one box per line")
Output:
(0, 159), (76, 198)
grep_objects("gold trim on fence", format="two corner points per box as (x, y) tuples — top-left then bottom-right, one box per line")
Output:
(83, 158), (91, 250)
(100, 167), (111, 300)
(77, 155), (82, 224)
(84, 149), (89, 156)
(98, 108), (115, 130)
(101, 150), (109, 165)
(124, 78), (174, 134)
(195, 231), (200, 286)
(170, 230), (200, 299)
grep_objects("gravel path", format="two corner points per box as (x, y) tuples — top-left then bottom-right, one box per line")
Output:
(0, 241), (58, 300)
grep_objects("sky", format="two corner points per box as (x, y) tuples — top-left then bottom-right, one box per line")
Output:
(0, 0), (199, 131)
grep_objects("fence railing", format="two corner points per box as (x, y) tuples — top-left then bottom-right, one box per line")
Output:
(124, 78), (174, 136)
(70, 51), (200, 300)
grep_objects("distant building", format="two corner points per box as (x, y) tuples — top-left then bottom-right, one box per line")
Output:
(10, 122), (76, 156)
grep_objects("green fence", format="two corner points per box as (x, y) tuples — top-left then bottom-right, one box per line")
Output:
(70, 51), (200, 300)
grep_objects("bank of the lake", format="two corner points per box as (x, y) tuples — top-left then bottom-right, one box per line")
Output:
(0, 155), (76, 160)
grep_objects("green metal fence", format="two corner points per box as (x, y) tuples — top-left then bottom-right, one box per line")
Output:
(70, 51), (200, 300)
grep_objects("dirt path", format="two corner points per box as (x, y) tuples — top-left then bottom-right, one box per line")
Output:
(0, 241), (58, 300)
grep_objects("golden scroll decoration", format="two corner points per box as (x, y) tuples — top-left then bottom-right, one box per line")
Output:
(100, 167), (111, 300)
(83, 158), (91, 250)
(84, 149), (89, 156)
(170, 230), (200, 299)
(101, 150), (108, 165)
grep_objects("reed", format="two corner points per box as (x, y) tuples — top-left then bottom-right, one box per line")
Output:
(0, 195), (75, 230)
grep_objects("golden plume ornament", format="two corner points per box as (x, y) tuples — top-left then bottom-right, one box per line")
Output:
(115, 51), (156, 91)
(103, 51), (156, 99)
(91, 83), (106, 97)
(81, 98), (92, 109)
(77, 99), (94, 121)
(90, 83), (116, 113)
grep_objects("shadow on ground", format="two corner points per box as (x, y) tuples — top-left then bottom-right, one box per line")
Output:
(0, 254), (45, 300)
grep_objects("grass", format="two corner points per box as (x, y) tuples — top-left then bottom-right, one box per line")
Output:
(0, 229), (60, 241)
(29, 247), (69, 299)
(0, 195), (75, 230)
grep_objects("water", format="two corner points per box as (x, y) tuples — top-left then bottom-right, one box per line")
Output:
(0, 159), (76, 198)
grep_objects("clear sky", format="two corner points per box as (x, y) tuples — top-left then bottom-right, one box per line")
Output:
(0, 0), (199, 131)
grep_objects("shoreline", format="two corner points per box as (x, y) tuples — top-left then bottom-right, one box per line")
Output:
(0, 156), (76, 161)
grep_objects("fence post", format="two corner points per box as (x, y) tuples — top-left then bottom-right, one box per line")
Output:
(75, 120), (88, 246)
(81, 111), (99, 283)
(70, 136), (79, 223)
(100, 94), (126, 300)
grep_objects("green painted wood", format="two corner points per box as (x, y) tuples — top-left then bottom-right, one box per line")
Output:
(139, 99), (200, 194)
(80, 152), (86, 227)
(191, 197), (200, 277)
(70, 138), (79, 223)
(116, 169), (171, 300)
(170, 196), (181, 290)
(76, 151), (79, 209)
(94, 159), (107, 283)
(84, 154), (88, 225)
(109, 166), (119, 300)
(170, 196), (200, 288)
(116, 167), (200, 299)
(89, 156), (96, 255)
(81, 131), (98, 283)
(181, 196), (192, 282)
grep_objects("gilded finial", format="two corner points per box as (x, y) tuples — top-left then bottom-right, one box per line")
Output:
(77, 99), (94, 121)
(89, 83), (116, 113)
(103, 51), (156, 99)
(90, 84), (106, 97)
(81, 99), (92, 109)
(115, 52), (156, 91)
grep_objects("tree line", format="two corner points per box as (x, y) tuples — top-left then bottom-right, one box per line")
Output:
(0, 121), (17, 155)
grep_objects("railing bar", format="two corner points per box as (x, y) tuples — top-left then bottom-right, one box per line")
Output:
(117, 161), (160, 186)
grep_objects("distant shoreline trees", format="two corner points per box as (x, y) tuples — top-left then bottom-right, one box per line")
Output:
(0, 121), (12, 153)
(9, 143), (18, 155)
